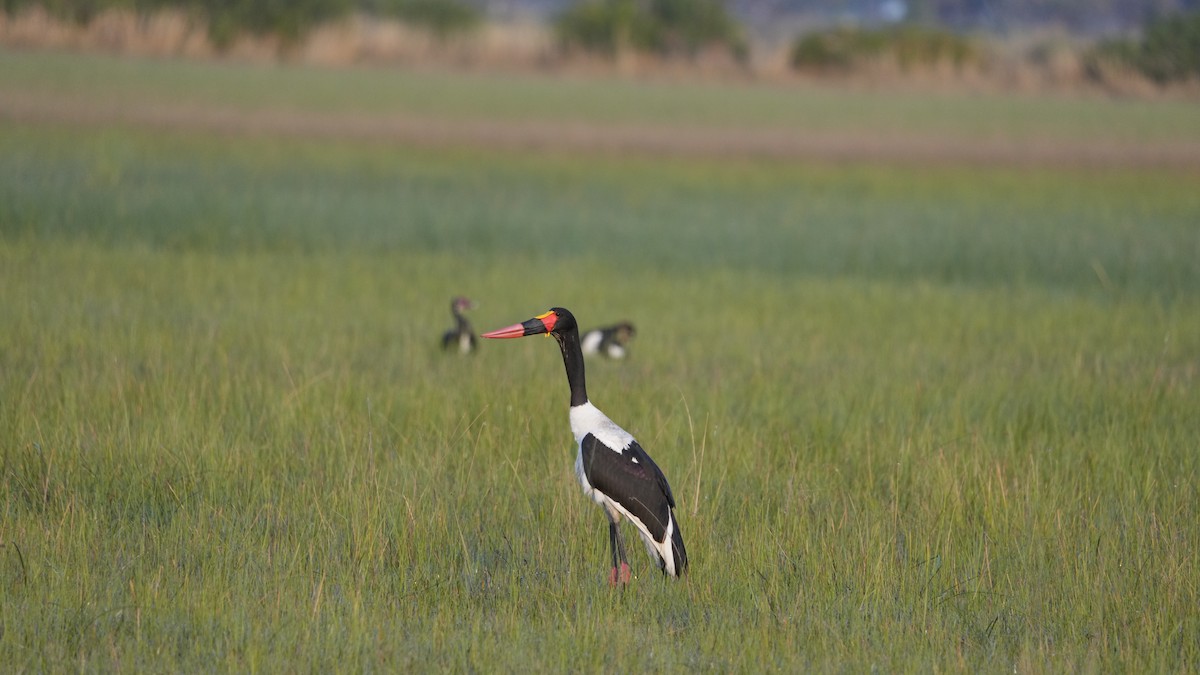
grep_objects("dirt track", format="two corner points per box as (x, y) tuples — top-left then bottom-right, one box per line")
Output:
(3, 89), (1198, 169)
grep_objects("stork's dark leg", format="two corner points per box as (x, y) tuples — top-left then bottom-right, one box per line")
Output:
(608, 520), (620, 569)
(608, 517), (632, 586)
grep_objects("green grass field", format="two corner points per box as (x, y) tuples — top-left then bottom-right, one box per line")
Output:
(2, 50), (1199, 671)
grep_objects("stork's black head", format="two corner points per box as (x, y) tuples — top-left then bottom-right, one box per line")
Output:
(451, 296), (475, 313)
(481, 307), (578, 340)
(542, 307), (577, 335)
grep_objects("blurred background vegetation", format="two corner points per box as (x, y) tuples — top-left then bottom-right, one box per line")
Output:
(1, 0), (1198, 91)
(554, 0), (745, 58)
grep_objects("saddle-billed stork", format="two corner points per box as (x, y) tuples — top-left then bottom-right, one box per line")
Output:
(441, 296), (478, 354)
(482, 307), (687, 584)
(581, 322), (637, 359)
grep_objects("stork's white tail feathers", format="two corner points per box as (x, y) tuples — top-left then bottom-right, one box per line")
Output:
(644, 512), (688, 577)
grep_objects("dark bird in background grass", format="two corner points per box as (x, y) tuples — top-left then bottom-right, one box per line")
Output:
(483, 307), (687, 585)
(441, 296), (478, 355)
(581, 321), (636, 359)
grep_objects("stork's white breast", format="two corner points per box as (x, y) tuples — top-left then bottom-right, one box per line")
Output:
(569, 401), (634, 451)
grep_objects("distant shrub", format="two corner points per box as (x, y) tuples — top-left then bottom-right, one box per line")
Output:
(369, 0), (481, 37)
(555, 0), (745, 59)
(197, 0), (354, 48)
(790, 25), (978, 72)
(1087, 11), (1200, 83)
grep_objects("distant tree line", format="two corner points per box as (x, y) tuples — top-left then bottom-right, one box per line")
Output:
(1088, 9), (1200, 82)
(3, 0), (1199, 82)
(787, 10), (1200, 84)
(0, 0), (481, 45)
(727, 0), (1198, 34)
(0, 0), (743, 55)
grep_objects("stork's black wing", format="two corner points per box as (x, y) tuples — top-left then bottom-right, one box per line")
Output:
(580, 433), (674, 541)
(623, 440), (675, 508)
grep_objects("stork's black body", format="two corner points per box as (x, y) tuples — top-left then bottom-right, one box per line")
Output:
(441, 296), (477, 354)
(581, 322), (636, 359)
(579, 434), (675, 547)
(483, 307), (687, 583)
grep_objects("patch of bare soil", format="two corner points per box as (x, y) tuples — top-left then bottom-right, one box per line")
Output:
(3, 89), (1199, 169)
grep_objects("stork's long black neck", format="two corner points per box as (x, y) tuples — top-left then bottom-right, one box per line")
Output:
(454, 311), (471, 332)
(555, 327), (588, 407)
